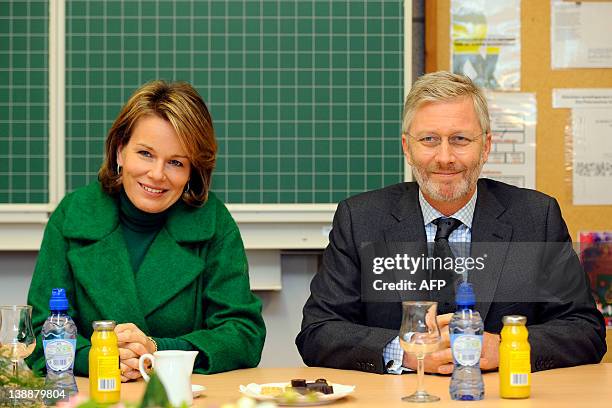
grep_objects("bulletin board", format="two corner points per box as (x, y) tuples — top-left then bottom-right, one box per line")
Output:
(425, 0), (612, 240)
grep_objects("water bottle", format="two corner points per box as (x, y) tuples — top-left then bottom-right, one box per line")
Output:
(41, 288), (78, 398)
(449, 282), (484, 401)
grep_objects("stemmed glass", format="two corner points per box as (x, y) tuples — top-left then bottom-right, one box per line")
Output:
(399, 301), (441, 403)
(0, 305), (36, 377)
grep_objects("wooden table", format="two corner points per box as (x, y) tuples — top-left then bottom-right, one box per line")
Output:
(76, 363), (611, 407)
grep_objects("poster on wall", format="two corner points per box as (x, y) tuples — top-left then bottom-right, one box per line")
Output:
(450, 0), (521, 91)
(481, 92), (536, 189)
(572, 108), (612, 205)
(551, 0), (612, 69)
(553, 88), (612, 109)
(579, 232), (612, 327)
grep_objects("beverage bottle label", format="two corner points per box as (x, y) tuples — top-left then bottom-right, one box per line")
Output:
(450, 334), (482, 366)
(43, 339), (76, 371)
(95, 356), (120, 392)
(508, 350), (530, 386)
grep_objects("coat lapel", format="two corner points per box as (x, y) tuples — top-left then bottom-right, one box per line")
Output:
(135, 228), (205, 317)
(68, 228), (149, 331)
(384, 183), (427, 243)
(383, 183), (429, 302)
(133, 196), (216, 317)
(63, 182), (148, 329)
(469, 180), (513, 322)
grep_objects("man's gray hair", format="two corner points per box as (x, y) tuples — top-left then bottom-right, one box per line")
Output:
(401, 71), (490, 135)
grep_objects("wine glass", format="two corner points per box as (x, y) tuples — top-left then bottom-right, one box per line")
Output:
(399, 301), (441, 403)
(0, 305), (36, 377)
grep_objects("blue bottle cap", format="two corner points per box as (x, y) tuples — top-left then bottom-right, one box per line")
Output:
(49, 288), (69, 311)
(456, 282), (476, 307)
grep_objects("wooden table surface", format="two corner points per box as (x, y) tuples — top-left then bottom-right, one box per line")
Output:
(76, 363), (611, 407)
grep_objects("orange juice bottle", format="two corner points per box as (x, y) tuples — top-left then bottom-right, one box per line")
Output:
(89, 320), (121, 404)
(499, 315), (530, 398)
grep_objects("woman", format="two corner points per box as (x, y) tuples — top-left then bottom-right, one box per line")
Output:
(27, 81), (265, 380)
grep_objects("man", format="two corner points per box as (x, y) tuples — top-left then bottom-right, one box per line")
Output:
(296, 71), (606, 374)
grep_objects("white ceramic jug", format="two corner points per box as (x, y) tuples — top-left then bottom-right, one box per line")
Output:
(139, 350), (198, 407)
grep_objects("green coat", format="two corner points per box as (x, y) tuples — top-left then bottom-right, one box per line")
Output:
(26, 181), (266, 376)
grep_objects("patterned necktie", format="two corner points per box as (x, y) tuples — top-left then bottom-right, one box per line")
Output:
(431, 217), (463, 314)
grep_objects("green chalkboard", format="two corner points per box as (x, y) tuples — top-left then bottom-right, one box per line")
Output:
(0, 0), (49, 204)
(66, 0), (405, 204)
(3, 0), (405, 205)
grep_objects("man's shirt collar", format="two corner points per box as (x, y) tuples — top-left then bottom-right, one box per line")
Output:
(418, 188), (477, 229)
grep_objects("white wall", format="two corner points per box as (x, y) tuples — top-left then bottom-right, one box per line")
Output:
(258, 253), (319, 367)
(0, 252), (36, 305)
(0, 251), (318, 368)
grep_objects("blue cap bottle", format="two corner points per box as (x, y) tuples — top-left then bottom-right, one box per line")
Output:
(449, 281), (484, 400)
(49, 288), (69, 311)
(455, 282), (476, 309)
(42, 287), (78, 388)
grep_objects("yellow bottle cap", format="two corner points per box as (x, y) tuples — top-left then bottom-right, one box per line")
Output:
(502, 315), (527, 325)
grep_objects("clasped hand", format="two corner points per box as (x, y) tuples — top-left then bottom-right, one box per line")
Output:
(402, 313), (500, 375)
(114, 323), (156, 382)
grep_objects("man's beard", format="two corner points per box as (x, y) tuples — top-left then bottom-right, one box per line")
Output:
(411, 151), (486, 202)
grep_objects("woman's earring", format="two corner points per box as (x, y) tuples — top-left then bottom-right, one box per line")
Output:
(184, 181), (190, 193)
(116, 164), (122, 175)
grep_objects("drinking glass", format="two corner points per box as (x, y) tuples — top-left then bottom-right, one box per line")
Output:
(399, 301), (441, 403)
(0, 305), (36, 377)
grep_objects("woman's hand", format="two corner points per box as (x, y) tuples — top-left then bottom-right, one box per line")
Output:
(114, 323), (156, 382)
(118, 347), (142, 382)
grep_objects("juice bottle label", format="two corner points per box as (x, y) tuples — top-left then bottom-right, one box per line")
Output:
(508, 350), (530, 386)
(96, 356), (119, 392)
(43, 339), (76, 371)
(450, 334), (482, 366)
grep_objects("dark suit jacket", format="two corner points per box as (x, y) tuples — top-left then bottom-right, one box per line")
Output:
(296, 179), (606, 373)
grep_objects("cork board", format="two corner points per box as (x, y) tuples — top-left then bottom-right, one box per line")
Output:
(425, 0), (612, 240)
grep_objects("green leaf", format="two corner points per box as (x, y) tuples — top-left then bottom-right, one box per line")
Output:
(139, 372), (171, 408)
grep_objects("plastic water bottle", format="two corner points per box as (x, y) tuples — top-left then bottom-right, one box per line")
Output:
(449, 282), (484, 401)
(42, 288), (78, 398)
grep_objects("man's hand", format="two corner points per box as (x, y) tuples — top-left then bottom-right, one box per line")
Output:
(402, 313), (454, 374)
(480, 332), (500, 371)
(114, 323), (156, 382)
(401, 313), (500, 375)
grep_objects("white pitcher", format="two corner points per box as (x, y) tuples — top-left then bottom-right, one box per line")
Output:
(139, 350), (198, 407)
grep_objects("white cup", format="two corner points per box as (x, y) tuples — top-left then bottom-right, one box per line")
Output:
(139, 350), (198, 407)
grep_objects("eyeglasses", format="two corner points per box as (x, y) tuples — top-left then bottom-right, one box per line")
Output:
(407, 133), (484, 152)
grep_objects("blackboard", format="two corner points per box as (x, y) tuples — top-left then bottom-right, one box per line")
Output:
(0, 0), (49, 204)
(3, 0), (406, 204)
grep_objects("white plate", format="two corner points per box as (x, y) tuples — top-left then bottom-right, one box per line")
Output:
(239, 382), (355, 406)
(192, 384), (206, 398)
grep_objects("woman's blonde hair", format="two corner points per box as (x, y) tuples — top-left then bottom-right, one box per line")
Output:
(401, 71), (490, 136)
(98, 80), (217, 206)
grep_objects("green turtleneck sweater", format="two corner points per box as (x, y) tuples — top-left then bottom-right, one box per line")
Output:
(118, 189), (167, 273)
(118, 189), (193, 352)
